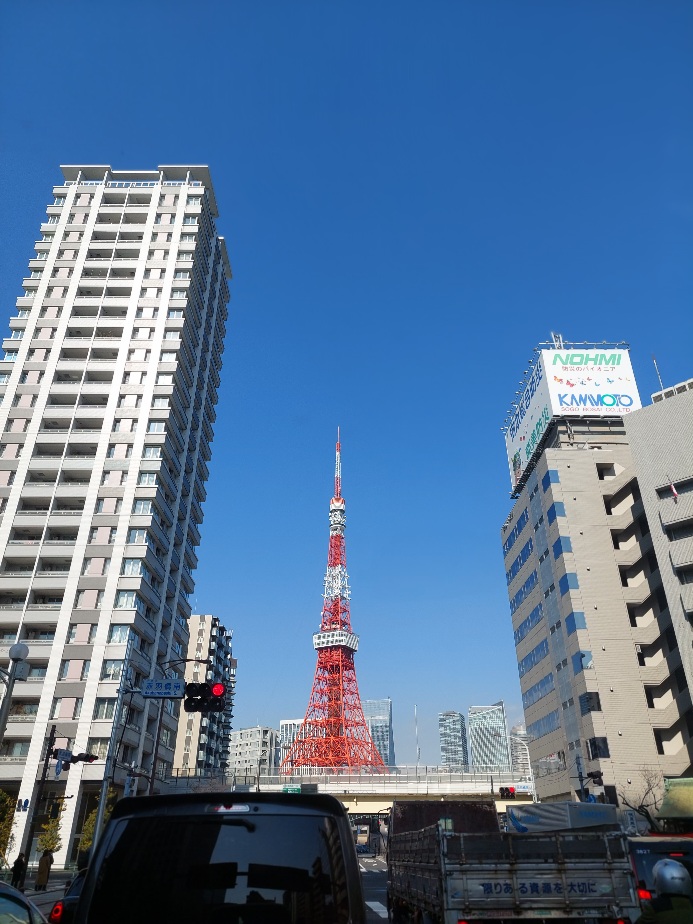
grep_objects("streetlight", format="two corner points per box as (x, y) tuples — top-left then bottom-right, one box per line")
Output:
(0, 643), (30, 745)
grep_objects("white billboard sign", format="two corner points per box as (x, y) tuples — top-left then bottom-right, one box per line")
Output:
(505, 348), (641, 491)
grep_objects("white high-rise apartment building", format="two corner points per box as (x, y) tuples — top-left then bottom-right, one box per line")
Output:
(227, 726), (280, 776)
(0, 165), (230, 865)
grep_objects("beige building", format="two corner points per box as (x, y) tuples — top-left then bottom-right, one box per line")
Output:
(501, 353), (692, 805)
(0, 165), (230, 864)
(173, 613), (236, 775)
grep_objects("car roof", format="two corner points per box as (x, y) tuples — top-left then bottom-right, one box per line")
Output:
(110, 791), (349, 820)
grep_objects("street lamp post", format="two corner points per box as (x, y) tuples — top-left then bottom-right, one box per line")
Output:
(0, 643), (30, 745)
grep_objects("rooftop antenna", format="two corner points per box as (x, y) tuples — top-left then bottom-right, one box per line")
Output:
(551, 331), (564, 349)
(652, 355), (665, 393)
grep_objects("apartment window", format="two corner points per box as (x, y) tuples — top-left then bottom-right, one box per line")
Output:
(93, 698), (116, 720)
(147, 421), (166, 434)
(67, 624), (78, 643)
(133, 500), (152, 515)
(553, 536), (572, 560)
(115, 590), (137, 608)
(108, 624), (129, 644)
(180, 234), (196, 243)
(171, 290), (187, 299)
(73, 698), (83, 719)
(4, 352), (18, 362)
(156, 374), (173, 385)
(163, 330), (179, 340)
(572, 650), (594, 674)
(547, 502), (566, 525)
(565, 611), (586, 635)
(81, 660), (91, 680)
(160, 352), (176, 363)
(138, 472), (157, 486)
(0, 374), (9, 384)
(579, 692), (602, 715)
(182, 216), (197, 225)
(143, 446), (162, 459)
(86, 738), (109, 760)
(88, 625), (98, 643)
(559, 573), (579, 595)
(127, 528), (148, 544)
(173, 271), (190, 280)
(58, 660), (70, 680)
(167, 310), (183, 319)
(50, 698), (62, 719)
(122, 559), (143, 577)
(101, 660), (123, 681)
(109, 528), (118, 544)
(586, 736), (610, 760)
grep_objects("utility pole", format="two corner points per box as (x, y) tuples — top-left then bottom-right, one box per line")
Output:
(19, 724), (56, 889)
(575, 754), (587, 801)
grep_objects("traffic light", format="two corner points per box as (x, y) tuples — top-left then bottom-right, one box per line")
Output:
(499, 787), (516, 800)
(71, 753), (98, 764)
(587, 771), (604, 786)
(184, 681), (226, 713)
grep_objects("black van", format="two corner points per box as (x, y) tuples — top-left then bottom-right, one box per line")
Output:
(629, 836), (693, 902)
(74, 792), (366, 924)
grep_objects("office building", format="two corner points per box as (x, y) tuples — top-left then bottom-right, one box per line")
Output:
(438, 711), (468, 767)
(227, 726), (279, 776)
(468, 701), (511, 770)
(0, 165), (231, 864)
(362, 698), (396, 766)
(509, 723), (532, 777)
(173, 613), (236, 774)
(500, 341), (691, 803)
(279, 718), (303, 765)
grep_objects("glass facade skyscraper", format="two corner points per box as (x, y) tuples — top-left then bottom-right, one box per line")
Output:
(438, 711), (468, 767)
(468, 701), (511, 770)
(362, 698), (396, 766)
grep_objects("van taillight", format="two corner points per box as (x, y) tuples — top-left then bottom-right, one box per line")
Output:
(637, 888), (652, 901)
(49, 901), (63, 923)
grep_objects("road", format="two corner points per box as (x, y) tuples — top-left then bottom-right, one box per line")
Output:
(359, 853), (388, 921)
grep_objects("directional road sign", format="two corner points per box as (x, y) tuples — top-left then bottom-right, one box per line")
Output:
(142, 678), (185, 698)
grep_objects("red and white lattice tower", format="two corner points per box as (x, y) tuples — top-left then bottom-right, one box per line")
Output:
(281, 432), (385, 771)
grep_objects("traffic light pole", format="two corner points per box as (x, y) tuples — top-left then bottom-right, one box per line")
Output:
(19, 724), (56, 889)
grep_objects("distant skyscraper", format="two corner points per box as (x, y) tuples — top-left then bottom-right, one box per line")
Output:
(362, 698), (396, 766)
(0, 164), (230, 865)
(438, 711), (468, 767)
(468, 701), (511, 770)
(509, 723), (531, 777)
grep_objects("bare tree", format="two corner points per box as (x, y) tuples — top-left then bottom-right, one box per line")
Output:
(618, 767), (664, 832)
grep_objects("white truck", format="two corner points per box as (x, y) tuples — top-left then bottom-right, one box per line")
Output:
(387, 800), (639, 923)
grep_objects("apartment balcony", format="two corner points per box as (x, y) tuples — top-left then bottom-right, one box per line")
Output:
(639, 658), (673, 685)
(682, 585), (693, 617)
(670, 538), (693, 570)
(661, 493), (693, 530)
(648, 689), (692, 730)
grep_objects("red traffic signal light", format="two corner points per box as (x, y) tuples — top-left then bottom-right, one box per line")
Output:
(184, 681), (226, 713)
(71, 753), (98, 764)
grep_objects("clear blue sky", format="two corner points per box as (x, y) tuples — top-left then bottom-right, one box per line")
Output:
(1, 1), (692, 763)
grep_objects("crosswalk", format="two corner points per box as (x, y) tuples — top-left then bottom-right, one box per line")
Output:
(366, 900), (388, 919)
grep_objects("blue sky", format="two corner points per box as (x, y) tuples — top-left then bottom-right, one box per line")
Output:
(1, 1), (692, 763)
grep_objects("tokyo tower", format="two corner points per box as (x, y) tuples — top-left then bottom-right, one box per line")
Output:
(281, 432), (385, 771)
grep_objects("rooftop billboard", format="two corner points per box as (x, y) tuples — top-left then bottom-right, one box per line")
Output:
(505, 348), (641, 492)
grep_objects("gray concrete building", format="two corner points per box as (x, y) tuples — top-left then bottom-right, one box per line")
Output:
(0, 165), (230, 864)
(501, 345), (692, 805)
(227, 726), (280, 777)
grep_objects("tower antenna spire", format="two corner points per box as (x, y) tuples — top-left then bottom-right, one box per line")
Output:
(334, 427), (342, 499)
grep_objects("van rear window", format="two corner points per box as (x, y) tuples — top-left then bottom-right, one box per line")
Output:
(86, 812), (351, 923)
